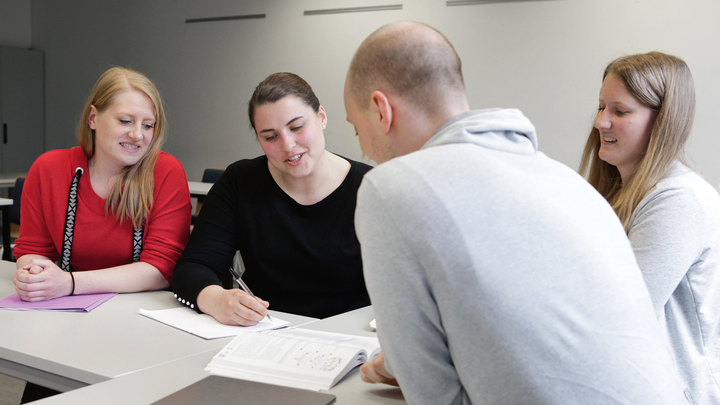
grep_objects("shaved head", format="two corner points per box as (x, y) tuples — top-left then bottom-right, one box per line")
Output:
(347, 22), (465, 114)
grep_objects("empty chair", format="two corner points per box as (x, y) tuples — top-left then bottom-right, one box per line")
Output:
(10, 176), (25, 239)
(192, 168), (224, 224)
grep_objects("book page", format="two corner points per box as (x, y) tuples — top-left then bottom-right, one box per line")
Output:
(207, 328), (380, 391)
(264, 327), (379, 358)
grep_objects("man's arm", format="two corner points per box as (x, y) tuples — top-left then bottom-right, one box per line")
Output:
(355, 176), (465, 405)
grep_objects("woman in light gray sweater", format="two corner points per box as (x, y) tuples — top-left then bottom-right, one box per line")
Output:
(580, 51), (720, 404)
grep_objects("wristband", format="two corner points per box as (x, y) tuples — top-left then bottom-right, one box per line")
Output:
(69, 271), (75, 296)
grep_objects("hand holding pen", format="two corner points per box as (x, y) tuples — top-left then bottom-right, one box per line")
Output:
(229, 268), (272, 321)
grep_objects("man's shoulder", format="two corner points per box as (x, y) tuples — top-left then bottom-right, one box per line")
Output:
(362, 153), (429, 187)
(365, 142), (494, 184)
(358, 150), (459, 210)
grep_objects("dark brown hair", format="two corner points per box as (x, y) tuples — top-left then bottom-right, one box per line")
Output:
(247, 72), (320, 132)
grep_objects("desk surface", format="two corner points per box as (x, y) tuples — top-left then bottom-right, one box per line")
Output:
(187, 181), (212, 197)
(32, 306), (405, 405)
(0, 260), (404, 404)
(0, 261), (315, 392)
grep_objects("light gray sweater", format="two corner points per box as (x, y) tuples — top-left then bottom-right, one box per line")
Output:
(628, 161), (720, 405)
(356, 109), (688, 405)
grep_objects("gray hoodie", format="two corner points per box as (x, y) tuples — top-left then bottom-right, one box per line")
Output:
(356, 108), (689, 405)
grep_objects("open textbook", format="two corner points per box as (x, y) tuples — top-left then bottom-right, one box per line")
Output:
(205, 327), (380, 391)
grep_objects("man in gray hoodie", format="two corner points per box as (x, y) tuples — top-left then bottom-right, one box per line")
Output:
(344, 22), (689, 405)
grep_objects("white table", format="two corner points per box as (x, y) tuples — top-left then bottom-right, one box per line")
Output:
(31, 306), (405, 404)
(187, 181), (212, 198)
(0, 261), (315, 392)
(0, 173), (24, 188)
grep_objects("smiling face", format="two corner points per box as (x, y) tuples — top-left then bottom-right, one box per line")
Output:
(595, 74), (657, 181)
(88, 89), (156, 175)
(254, 95), (327, 180)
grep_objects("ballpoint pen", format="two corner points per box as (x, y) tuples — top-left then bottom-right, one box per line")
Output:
(228, 268), (272, 321)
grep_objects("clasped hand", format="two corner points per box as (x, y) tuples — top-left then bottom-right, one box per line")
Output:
(14, 259), (73, 301)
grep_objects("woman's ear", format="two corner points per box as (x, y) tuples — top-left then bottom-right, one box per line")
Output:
(370, 90), (393, 134)
(88, 105), (98, 130)
(318, 105), (328, 129)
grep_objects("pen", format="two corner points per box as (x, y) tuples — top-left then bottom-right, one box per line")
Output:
(228, 268), (272, 321)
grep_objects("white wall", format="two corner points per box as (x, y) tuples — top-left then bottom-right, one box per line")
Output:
(28, 0), (720, 185)
(0, 0), (31, 48)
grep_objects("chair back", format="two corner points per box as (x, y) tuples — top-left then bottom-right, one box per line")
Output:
(201, 168), (225, 184)
(10, 177), (24, 225)
(193, 168), (226, 224)
(197, 168), (225, 205)
(10, 176), (25, 239)
(198, 168), (224, 203)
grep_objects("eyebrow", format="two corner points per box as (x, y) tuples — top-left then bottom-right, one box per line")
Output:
(259, 116), (303, 134)
(115, 111), (155, 121)
(598, 99), (630, 106)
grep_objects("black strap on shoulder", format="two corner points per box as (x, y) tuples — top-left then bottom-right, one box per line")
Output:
(60, 167), (143, 271)
(132, 228), (143, 262)
(60, 168), (83, 271)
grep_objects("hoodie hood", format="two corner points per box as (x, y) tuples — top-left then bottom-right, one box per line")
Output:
(422, 108), (538, 155)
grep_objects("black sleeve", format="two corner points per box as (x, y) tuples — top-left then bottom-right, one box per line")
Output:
(171, 163), (240, 313)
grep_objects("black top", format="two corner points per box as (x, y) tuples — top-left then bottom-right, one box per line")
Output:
(172, 155), (372, 318)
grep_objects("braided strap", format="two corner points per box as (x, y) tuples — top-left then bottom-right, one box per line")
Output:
(132, 228), (143, 262)
(60, 168), (83, 272)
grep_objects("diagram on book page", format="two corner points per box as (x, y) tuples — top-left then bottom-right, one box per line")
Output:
(226, 332), (357, 374)
(290, 342), (344, 372)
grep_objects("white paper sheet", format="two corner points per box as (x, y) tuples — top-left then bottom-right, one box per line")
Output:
(139, 307), (289, 339)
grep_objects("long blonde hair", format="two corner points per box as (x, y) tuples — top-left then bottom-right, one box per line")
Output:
(579, 52), (695, 231)
(77, 67), (166, 229)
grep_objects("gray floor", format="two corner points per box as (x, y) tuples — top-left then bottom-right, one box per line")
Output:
(0, 373), (24, 405)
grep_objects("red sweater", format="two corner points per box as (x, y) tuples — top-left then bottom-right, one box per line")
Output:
(14, 147), (191, 282)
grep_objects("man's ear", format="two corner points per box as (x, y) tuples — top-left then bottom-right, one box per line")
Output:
(370, 90), (392, 134)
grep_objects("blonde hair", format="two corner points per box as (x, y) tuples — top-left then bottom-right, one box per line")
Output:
(77, 67), (166, 229)
(579, 52), (695, 231)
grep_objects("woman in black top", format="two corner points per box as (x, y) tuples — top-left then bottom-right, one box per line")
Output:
(173, 72), (372, 324)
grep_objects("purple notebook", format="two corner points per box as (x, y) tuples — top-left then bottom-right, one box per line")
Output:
(0, 293), (117, 312)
